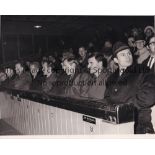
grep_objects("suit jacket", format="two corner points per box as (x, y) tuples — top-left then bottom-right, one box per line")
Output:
(142, 55), (150, 66)
(142, 55), (155, 74)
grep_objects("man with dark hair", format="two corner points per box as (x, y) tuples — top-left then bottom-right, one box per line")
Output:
(29, 62), (43, 91)
(127, 35), (136, 55)
(42, 61), (57, 93)
(104, 41), (155, 134)
(87, 52), (110, 100)
(12, 61), (32, 90)
(2, 66), (15, 88)
(143, 35), (155, 72)
(78, 46), (88, 72)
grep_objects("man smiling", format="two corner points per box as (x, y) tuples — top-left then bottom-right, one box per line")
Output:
(87, 52), (110, 99)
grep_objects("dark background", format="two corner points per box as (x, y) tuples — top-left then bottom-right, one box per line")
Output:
(0, 15), (154, 64)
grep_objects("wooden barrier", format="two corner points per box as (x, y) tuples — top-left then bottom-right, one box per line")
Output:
(0, 91), (134, 135)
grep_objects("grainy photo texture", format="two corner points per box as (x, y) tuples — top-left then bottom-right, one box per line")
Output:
(0, 15), (155, 135)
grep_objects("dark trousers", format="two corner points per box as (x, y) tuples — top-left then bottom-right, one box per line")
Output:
(134, 108), (154, 134)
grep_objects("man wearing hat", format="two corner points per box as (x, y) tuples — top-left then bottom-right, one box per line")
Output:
(135, 34), (150, 64)
(144, 26), (155, 42)
(103, 41), (155, 134)
(143, 35), (155, 73)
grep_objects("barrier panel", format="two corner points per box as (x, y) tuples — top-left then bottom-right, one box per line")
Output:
(0, 89), (135, 135)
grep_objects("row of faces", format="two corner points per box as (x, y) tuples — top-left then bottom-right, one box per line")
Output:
(5, 37), (155, 79)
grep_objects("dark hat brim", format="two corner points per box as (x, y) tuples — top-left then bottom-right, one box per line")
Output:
(112, 45), (129, 59)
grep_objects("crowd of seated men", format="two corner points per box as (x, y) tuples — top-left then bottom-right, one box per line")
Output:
(0, 25), (155, 134)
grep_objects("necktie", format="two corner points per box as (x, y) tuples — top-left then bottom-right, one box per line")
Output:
(148, 57), (154, 69)
(153, 62), (155, 74)
(119, 69), (125, 76)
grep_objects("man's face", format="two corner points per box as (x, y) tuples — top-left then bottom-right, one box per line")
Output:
(30, 65), (39, 77)
(49, 56), (56, 63)
(78, 47), (87, 58)
(149, 37), (155, 54)
(62, 59), (76, 76)
(5, 68), (14, 78)
(135, 40), (145, 50)
(145, 29), (153, 38)
(42, 62), (49, 76)
(15, 63), (23, 75)
(104, 41), (112, 48)
(128, 37), (135, 48)
(114, 49), (133, 68)
(0, 72), (7, 82)
(88, 56), (101, 74)
(132, 29), (138, 36)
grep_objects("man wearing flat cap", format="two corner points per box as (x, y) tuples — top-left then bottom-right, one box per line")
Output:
(103, 41), (155, 134)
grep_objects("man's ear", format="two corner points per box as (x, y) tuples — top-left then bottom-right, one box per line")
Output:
(114, 57), (118, 64)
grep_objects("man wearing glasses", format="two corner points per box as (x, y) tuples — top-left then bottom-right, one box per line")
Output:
(147, 36), (155, 71)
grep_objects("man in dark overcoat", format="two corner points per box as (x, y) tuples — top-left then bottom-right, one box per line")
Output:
(104, 41), (155, 134)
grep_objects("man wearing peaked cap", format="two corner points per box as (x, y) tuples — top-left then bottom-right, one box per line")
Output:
(103, 41), (155, 134)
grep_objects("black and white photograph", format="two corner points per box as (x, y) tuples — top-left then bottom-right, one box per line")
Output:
(1, 1), (155, 155)
(0, 15), (155, 135)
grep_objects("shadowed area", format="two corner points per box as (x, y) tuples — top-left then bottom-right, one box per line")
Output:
(0, 120), (21, 135)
